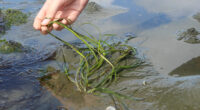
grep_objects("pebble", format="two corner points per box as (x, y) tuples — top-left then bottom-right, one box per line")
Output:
(143, 80), (147, 85)
(106, 106), (116, 110)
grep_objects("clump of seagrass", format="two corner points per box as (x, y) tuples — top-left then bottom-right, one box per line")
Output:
(3, 9), (28, 30)
(47, 20), (143, 109)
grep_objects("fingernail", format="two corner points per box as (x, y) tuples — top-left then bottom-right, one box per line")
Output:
(62, 19), (67, 24)
(33, 22), (40, 30)
(41, 19), (50, 25)
(34, 25), (41, 30)
(41, 26), (47, 32)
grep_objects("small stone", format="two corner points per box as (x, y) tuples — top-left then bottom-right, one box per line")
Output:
(106, 106), (116, 110)
(177, 28), (200, 44)
(143, 80), (147, 86)
(85, 2), (102, 13)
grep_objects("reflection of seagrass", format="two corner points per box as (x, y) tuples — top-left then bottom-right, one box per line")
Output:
(48, 21), (143, 109)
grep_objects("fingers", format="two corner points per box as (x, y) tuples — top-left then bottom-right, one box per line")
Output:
(40, 18), (67, 34)
(57, 19), (67, 30)
(67, 11), (80, 24)
(34, 0), (89, 34)
(33, 0), (49, 30)
(40, 26), (53, 35)
(40, 26), (48, 35)
(41, 0), (63, 26)
(34, 0), (64, 34)
(52, 23), (60, 30)
(64, 0), (89, 24)
(33, 18), (42, 30)
(52, 18), (67, 31)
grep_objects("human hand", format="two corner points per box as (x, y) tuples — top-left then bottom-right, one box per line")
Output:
(33, 0), (88, 34)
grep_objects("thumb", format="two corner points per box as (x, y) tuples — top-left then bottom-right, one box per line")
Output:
(41, 0), (63, 26)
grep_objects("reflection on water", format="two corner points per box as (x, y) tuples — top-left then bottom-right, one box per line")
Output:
(138, 13), (171, 29)
(135, 0), (200, 18)
(131, 17), (200, 74)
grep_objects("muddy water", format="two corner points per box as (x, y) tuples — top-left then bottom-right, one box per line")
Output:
(1, 0), (200, 110)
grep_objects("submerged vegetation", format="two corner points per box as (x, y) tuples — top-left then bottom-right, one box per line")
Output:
(85, 2), (102, 13)
(0, 39), (24, 54)
(0, 9), (28, 53)
(40, 20), (143, 109)
(178, 12), (200, 44)
(178, 28), (200, 44)
(4, 9), (28, 29)
(0, 8), (28, 36)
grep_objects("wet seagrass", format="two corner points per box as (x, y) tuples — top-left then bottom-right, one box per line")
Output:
(47, 20), (143, 109)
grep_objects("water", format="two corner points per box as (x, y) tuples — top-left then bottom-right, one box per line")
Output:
(1, 0), (200, 110)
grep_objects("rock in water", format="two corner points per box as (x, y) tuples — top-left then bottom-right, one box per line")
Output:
(177, 28), (200, 44)
(4, 9), (28, 29)
(85, 2), (102, 13)
(193, 12), (200, 23)
(0, 40), (24, 54)
(0, 8), (28, 36)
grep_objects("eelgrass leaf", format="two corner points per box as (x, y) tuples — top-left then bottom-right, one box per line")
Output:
(116, 97), (130, 110)
(93, 88), (144, 101)
(47, 19), (143, 109)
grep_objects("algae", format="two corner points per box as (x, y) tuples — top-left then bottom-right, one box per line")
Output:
(85, 2), (102, 13)
(4, 9), (28, 29)
(0, 9), (28, 53)
(177, 28), (200, 44)
(0, 39), (23, 54)
(0, 8), (28, 36)
(0, 9), (5, 35)
(193, 12), (200, 23)
(178, 12), (200, 44)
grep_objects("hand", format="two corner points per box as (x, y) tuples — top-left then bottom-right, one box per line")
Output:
(33, 0), (88, 35)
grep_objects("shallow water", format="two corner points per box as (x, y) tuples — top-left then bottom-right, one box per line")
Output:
(1, 0), (200, 110)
